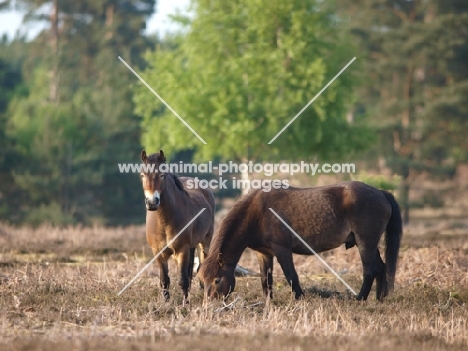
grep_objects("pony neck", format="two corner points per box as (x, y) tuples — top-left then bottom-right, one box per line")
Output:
(212, 206), (252, 271)
(160, 173), (186, 210)
(224, 242), (248, 271)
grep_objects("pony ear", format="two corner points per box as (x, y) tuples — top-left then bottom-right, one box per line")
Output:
(174, 175), (185, 192)
(141, 150), (147, 163)
(217, 253), (225, 267)
(159, 149), (166, 162)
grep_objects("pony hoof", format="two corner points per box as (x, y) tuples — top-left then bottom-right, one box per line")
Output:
(295, 292), (305, 300)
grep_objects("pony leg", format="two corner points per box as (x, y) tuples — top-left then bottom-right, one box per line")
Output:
(256, 252), (274, 299)
(175, 248), (192, 302)
(199, 222), (213, 269)
(357, 247), (379, 301)
(197, 243), (207, 289)
(272, 244), (304, 299)
(188, 247), (196, 284)
(155, 255), (170, 301)
(357, 278), (373, 301)
(197, 239), (210, 268)
(197, 233), (211, 289)
(375, 250), (387, 301)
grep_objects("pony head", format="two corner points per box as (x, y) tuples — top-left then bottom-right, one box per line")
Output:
(140, 149), (166, 211)
(198, 253), (235, 301)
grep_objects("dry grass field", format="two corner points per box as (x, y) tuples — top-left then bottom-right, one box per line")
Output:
(1, 214), (468, 351)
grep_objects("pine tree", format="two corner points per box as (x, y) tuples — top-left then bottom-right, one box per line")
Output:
(337, 0), (468, 222)
(5, 0), (156, 225)
(0, 58), (24, 221)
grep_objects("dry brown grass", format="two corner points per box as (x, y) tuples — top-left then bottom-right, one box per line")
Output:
(1, 219), (468, 351)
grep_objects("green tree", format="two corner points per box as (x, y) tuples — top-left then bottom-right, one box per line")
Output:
(135, 0), (371, 166)
(4, 0), (156, 225)
(337, 0), (468, 222)
(0, 58), (25, 221)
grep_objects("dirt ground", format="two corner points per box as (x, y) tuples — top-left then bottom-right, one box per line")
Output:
(1, 215), (468, 351)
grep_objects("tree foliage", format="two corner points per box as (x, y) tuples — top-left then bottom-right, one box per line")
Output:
(0, 58), (25, 221)
(336, 0), (468, 222)
(135, 0), (372, 163)
(2, 0), (156, 225)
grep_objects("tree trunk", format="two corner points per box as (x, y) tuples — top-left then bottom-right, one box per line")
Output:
(400, 162), (410, 224)
(400, 64), (414, 225)
(49, 0), (59, 102)
(240, 158), (250, 196)
(105, 4), (115, 40)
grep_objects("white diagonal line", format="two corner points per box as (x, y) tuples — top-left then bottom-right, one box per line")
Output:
(118, 56), (207, 145)
(268, 208), (357, 296)
(268, 57), (356, 144)
(118, 208), (206, 296)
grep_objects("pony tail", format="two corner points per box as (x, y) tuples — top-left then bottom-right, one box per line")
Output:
(381, 190), (403, 294)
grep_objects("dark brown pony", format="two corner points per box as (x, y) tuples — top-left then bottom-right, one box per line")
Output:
(140, 150), (215, 301)
(199, 181), (402, 301)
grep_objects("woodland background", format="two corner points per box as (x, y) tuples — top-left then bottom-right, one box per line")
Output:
(0, 0), (467, 226)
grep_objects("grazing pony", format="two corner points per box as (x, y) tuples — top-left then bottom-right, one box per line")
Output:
(140, 150), (215, 301)
(199, 181), (402, 301)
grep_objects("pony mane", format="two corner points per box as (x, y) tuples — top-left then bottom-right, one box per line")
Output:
(163, 173), (188, 201)
(164, 173), (188, 195)
(201, 190), (259, 278)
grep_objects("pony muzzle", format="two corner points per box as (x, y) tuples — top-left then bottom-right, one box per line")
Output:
(144, 191), (160, 211)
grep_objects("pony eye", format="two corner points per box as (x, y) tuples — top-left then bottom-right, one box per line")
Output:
(160, 173), (165, 178)
(214, 278), (221, 285)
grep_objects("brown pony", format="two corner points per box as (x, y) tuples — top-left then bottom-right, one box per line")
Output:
(140, 150), (215, 301)
(198, 181), (402, 301)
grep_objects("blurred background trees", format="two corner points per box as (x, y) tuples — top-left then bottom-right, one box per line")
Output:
(1, 0), (156, 225)
(336, 0), (468, 222)
(135, 0), (372, 164)
(0, 0), (467, 225)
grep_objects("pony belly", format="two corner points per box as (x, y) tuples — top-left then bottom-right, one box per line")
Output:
(291, 231), (350, 255)
(291, 243), (332, 255)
